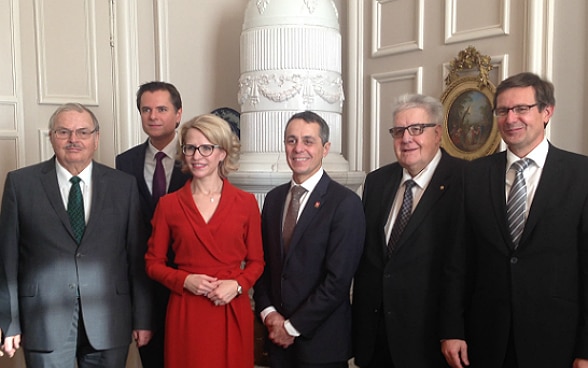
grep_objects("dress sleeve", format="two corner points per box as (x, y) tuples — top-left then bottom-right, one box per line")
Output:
(235, 194), (265, 292)
(145, 197), (190, 295)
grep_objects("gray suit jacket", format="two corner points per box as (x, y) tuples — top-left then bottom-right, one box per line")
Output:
(0, 158), (153, 351)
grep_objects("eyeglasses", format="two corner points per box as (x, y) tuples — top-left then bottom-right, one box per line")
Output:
(389, 123), (438, 139)
(182, 144), (221, 157)
(52, 128), (98, 140)
(493, 103), (538, 117)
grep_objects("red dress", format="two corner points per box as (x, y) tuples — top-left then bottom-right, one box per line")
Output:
(145, 179), (264, 368)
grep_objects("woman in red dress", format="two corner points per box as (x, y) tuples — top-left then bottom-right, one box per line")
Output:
(145, 114), (264, 367)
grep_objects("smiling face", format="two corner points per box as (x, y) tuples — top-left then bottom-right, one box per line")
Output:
(392, 107), (441, 176)
(183, 128), (226, 180)
(284, 119), (330, 184)
(139, 90), (182, 150)
(50, 109), (99, 175)
(495, 86), (553, 157)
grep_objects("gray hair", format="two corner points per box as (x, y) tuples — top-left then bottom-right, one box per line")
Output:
(391, 94), (444, 126)
(48, 103), (100, 131)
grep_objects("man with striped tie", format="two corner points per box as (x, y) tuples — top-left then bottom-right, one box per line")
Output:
(441, 72), (588, 368)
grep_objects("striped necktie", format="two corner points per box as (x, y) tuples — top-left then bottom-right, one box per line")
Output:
(507, 158), (532, 248)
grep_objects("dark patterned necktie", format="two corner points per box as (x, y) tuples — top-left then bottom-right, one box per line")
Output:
(387, 179), (417, 256)
(152, 151), (167, 201)
(282, 185), (307, 254)
(507, 158), (532, 248)
(68, 176), (85, 244)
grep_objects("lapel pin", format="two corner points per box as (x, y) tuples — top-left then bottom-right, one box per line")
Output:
(314, 201), (320, 208)
(440, 185), (445, 191)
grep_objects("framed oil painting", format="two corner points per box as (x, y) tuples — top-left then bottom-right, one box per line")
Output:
(441, 47), (500, 160)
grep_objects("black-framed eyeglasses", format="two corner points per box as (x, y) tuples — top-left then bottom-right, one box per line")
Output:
(181, 144), (221, 157)
(52, 128), (98, 140)
(389, 123), (438, 139)
(493, 103), (538, 117)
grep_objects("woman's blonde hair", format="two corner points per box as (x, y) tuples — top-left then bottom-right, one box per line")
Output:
(177, 114), (240, 179)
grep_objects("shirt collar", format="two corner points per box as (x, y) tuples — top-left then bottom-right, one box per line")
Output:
(147, 133), (178, 160)
(401, 149), (442, 189)
(290, 167), (324, 193)
(55, 159), (93, 184)
(506, 137), (549, 171)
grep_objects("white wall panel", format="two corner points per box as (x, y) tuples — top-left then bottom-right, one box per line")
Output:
(445, 0), (510, 44)
(34, 0), (98, 105)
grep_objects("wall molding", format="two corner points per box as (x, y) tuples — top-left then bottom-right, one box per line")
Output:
(112, 0), (141, 153)
(372, 0), (424, 57)
(347, 0), (364, 171)
(154, 0), (170, 80)
(2, 0), (25, 168)
(445, 0), (510, 44)
(526, 0), (554, 137)
(369, 67), (422, 170)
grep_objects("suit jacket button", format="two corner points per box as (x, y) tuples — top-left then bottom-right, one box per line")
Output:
(510, 257), (518, 264)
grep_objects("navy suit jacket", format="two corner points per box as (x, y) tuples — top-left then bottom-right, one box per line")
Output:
(441, 144), (588, 367)
(0, 158), (152, 350)
(353, 149), (464, 367)
(254, 172), (365, 364)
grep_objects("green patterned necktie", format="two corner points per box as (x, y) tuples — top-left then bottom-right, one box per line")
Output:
(68, 176), (85, 244)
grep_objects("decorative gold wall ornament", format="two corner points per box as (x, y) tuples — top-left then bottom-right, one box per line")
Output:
(441, 47), (500, 160)
(444, 46), (493, 89)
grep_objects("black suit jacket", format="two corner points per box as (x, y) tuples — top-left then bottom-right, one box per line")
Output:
(441, 144), (588, 367)
(254, 172), (365, 364)
(353, 149), (463, 367)
(115, 139), (191, 330)
(0, 158), (152, 350)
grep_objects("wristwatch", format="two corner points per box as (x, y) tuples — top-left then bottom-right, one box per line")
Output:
(236, 283), (243, 296)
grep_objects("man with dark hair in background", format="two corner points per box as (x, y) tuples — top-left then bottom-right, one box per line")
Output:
(116, 81), (191, 368)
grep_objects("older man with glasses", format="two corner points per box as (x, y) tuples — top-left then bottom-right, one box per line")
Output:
(0, 103), (153, 366)
(353, 93), (466, 367)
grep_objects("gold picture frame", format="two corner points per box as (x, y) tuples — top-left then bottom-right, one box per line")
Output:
(441, 47), (500, 160)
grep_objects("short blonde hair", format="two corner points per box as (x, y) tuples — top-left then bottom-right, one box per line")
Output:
(177, 114), (240, 178)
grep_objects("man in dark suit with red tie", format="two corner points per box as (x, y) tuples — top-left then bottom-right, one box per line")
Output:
(116, 81), (191, 368)
(352, 94), (465, 367)
(441, 73), (588, 367)
(254, 111), (365, 367)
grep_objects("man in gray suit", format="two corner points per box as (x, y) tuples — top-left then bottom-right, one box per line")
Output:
(0, 103), (153, 367)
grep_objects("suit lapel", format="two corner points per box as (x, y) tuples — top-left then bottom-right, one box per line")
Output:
(84, 162), (108, 245)
(283, 173), (330, 262)
(519, 145), (560, 247)
(132, 141), (155, 209)
(378, 169), (402, 238)
(40, 158), (75, 240)
(394, 153), (452, 251)
(487, 152), (517, 250)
